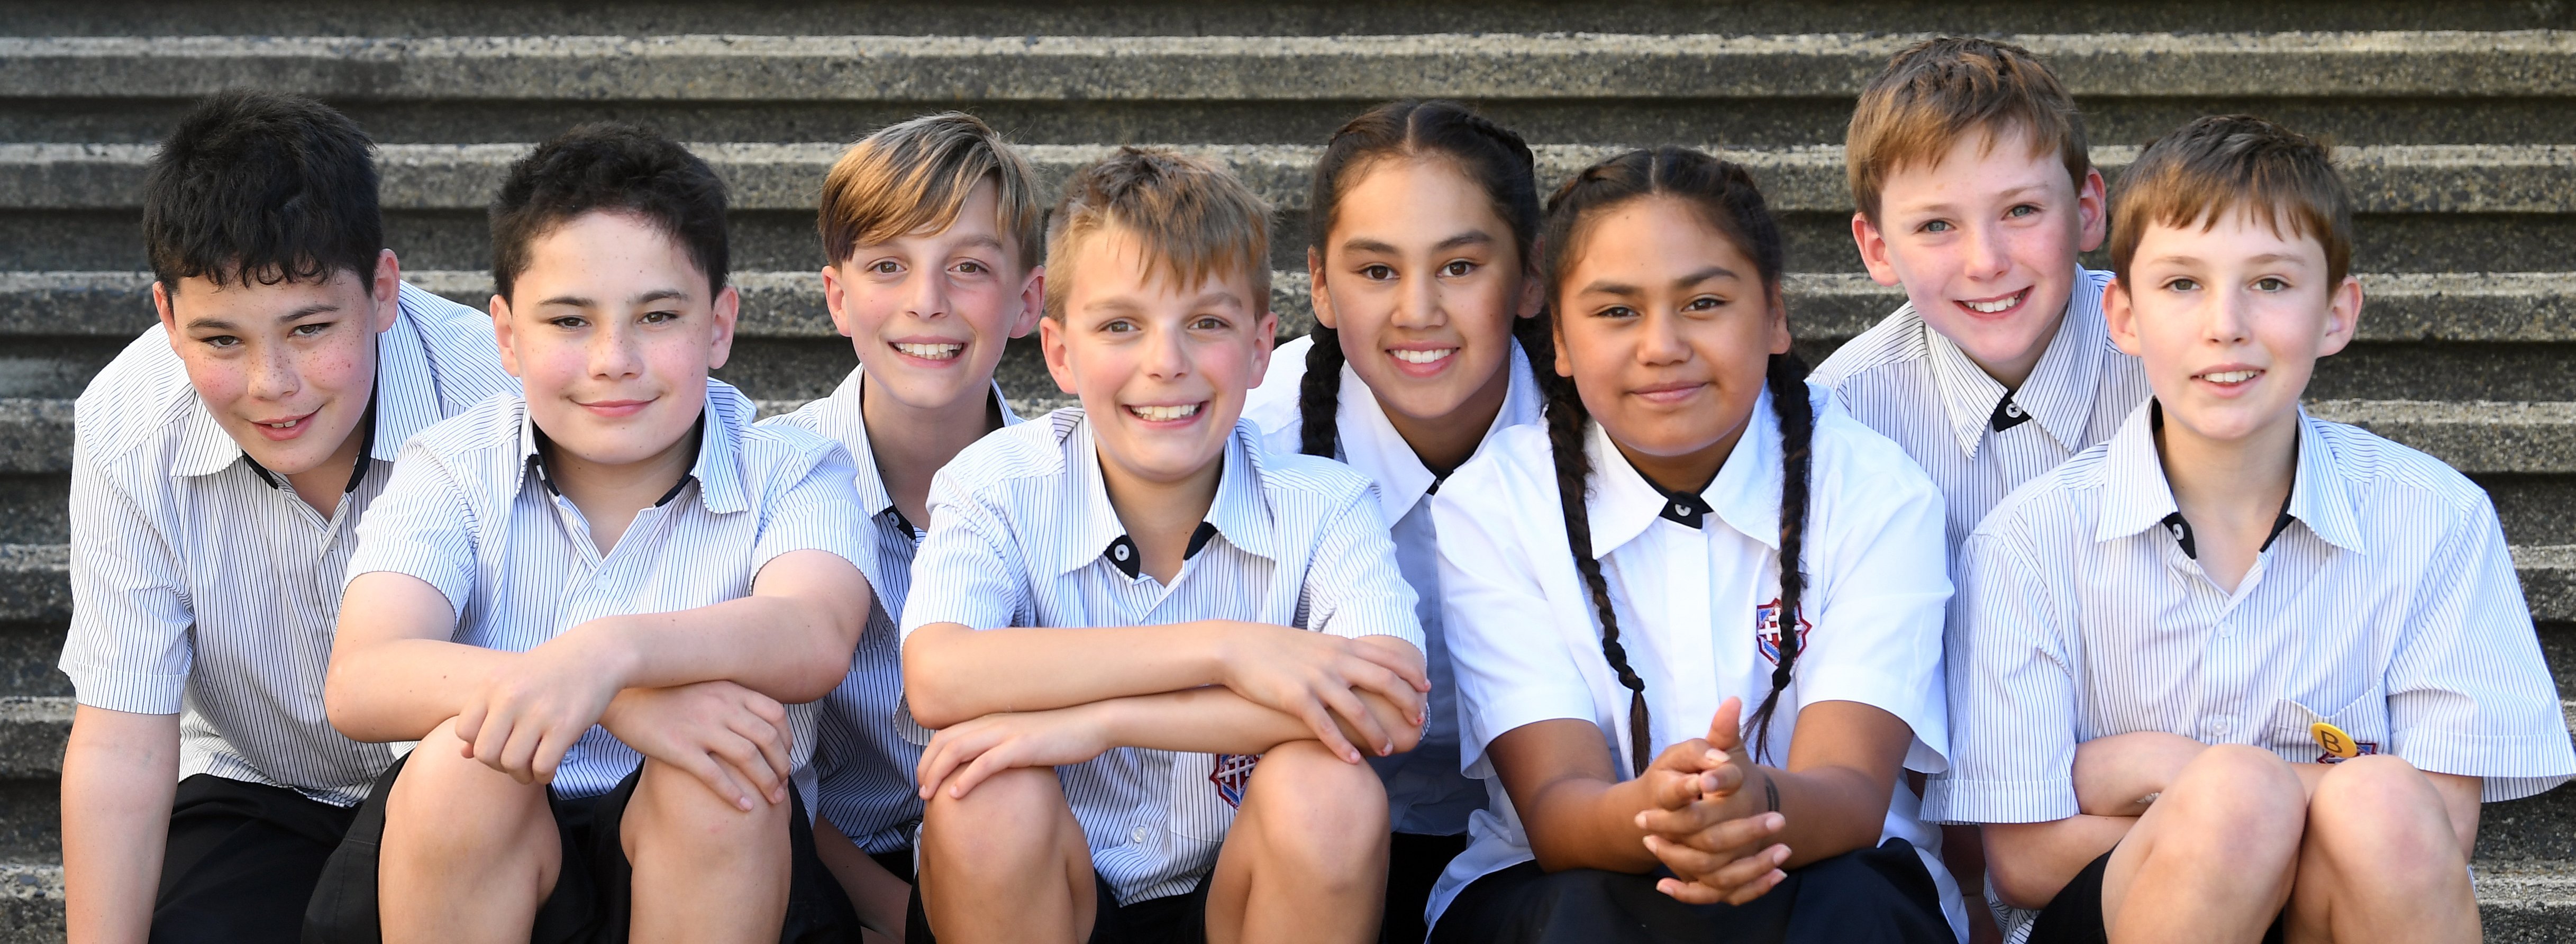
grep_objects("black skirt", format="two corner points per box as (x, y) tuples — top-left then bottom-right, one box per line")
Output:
(1430, 838), (1951, 944)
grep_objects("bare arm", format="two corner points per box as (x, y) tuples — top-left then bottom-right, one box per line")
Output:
(1983, 814), (2137, 910)
(324, 570), (514, 742)
(584, 549), (869, 704)
(903, 619), (1423, 728)
(61, 706), (179, 944)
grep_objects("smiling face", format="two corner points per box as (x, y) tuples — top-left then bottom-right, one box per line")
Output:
(823, 179), (1043, 413)
(1554, 196), (1790, 489)
(1311, 157), (1537, 430)
(2106, 207), (2360, 449)
(1854, 125), (2108, 387)
(494, 211), (739, 470)
(156, 250), (401, 476)
(1042, 225), (1275, 487)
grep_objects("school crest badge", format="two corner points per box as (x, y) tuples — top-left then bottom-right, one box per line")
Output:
(1209, 753), (1261, 808)
(1754, 598), (1811, 665)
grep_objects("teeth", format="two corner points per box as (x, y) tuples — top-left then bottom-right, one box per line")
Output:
(894, 342), (963, 360)
(1390, 348), (1457, 365)
(262, 420), (297, 429)
(1130, 403), (1200, 422)
(2201, 370), (2261, 384)
(1962, 293), (2023, 314)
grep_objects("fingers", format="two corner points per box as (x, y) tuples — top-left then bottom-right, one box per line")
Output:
(678, 748), (755, 812)
(1705, 696), (1745, 754)
(727, 710), (793, 804)
(1342, 660), (1426, 726)
(943, 741), (1022, 799)
(1648, 842), (1790, 905)
(452, 703), (488, 758)
(1349, 638), (1432, 694)
(1299, 702), (1366, 765)
(1319, 685), (1392, 758)
(1642, 768), (1707, 812)
(915, 729), (978, 799)
(709, 721), (785, 808)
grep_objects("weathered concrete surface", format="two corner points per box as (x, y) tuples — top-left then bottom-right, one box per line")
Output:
(2307, 400), (2576, 475)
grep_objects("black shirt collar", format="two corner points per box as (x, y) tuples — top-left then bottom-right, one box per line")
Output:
(1104, 521), (1222, 579)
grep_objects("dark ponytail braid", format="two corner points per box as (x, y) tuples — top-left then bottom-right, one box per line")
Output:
(1296, 99), (1543, 458)
(1536, 146), (1809, 772)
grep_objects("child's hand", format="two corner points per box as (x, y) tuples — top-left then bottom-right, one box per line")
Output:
(599, 680), (793, 811)
(2072, 730), (2207, 817)
(452, 633), (627, 785)
(916, 705), (1115, 801)
(1214, 624), (1427, 764)
(1632, 698), (1791, 905)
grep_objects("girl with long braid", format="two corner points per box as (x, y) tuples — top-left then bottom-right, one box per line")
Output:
(1423, 147), (1959, 943)
(1240, 99), (1550, 943)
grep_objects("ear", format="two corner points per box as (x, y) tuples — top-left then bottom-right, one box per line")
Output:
(706, 285), (741, 371)
(2074, 167), (2110, 254)
(1305, 246), (1338, 331)
(369, 250), (403, 334)
(2318, 274), (2362, 359)
(2101, 275), (2144, 357)
(820, 262), (854, 339)
(1250, 307), (1278, 379)
(1551, 315), (1575, 379)
(1851, 211), (1901, 288)
(152, 279), (179, 350)
(1765, 282), (1794, 357)
(1039, 314), (1078, 395)
(490, 294), (525, 379)
(1010, 265), (1046, 339)
(1516, 264), (1545, 321)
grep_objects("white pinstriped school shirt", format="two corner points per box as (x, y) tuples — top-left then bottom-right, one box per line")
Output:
(900, 410), (1426, 905)
(1426, 382), (1965, 937)
(344, 380), (871, 800)
(760, 367), (1020, 855)
(1927, 402), (2576, 828)
(1810, 268), (2152, 558)
(1241, 335), (1545, 838)
(62, 283), (514, 805)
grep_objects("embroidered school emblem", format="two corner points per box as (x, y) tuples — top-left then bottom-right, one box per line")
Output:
(1209, 753), (1261, 808)
(1754, 598), (1812, 665)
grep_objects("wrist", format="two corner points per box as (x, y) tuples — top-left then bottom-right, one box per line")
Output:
(565, 615), (645, 689)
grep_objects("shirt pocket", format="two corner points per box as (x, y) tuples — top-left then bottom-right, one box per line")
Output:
(2262, 691), (2389, 766)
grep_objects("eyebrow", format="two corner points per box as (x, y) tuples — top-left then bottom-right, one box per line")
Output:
(536, 287), (693, 309)
(1894, 181), (2051, 214)
(184, 301), (342, 332)
(1339, 231), (1498, 257)
(1575, 265), (1742, 297)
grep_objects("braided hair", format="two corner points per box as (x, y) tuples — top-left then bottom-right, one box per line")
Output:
(1536, 147), (1812, 773)
(1298, 100), (1546, 459)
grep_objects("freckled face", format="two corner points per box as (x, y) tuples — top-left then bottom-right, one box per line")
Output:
(1553, 197), (1789, 480)
(494, 211), (740, 468)
(823, 180), (1042, 412)
(157, 252), (399, 476)
(2106, 208), (2360, 447)
(1041, 226), (1275, 486)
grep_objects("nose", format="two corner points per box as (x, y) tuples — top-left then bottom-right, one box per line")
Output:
(589, 316), (645, 380)
(1391, 270), (1441, 330)
(247, 340), (300, 402)
(1636, 310), (1690, 365)
(2207, 284), (2254, 347)
(1140, 321), (1191, 381)
(906, 264), (950, 320)
(1963, 221), (2010, 282)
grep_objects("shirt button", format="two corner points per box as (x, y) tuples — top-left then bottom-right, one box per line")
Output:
(1130, 827), (1150, 845)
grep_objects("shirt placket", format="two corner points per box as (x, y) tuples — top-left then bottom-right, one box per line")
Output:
(2186, 551), (2267, 744)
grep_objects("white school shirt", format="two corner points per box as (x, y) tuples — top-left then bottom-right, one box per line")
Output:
(899, 410), (1426, 904)
(1928, 402), (2575, 828)
(760, 367), (1021, 854)
(1241, 335), (1545, 837)
(344, 380), (871, 800)
(62, 283), (514, 805)
(1427, 382), (1963, 936)
(1811, 267), (2151, 558)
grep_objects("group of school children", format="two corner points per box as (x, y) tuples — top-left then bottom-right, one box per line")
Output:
(51, 34), (2575, 944)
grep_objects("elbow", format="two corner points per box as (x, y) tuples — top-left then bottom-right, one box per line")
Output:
(900, 645), (973, 731)
(1981, 838), (2060, 911)
(319, 666), (370, 742)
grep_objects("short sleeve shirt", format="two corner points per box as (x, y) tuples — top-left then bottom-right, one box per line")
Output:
(759, 367), (1020, 854)
(900, 409), (1424, 904)
(1427, 382), (1960, 933)
(344, 380), (871, 799)
(61, 282), (515, 804)
(1240, 335), (1546, 837)
(1929, 402), (2576, 827)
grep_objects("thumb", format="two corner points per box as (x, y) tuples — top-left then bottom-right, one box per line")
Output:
(1706, 696), (1744, 755)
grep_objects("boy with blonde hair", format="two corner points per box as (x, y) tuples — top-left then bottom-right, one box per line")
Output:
(1932, 114), (2571, 944)
(1812, 39), (2153, 938)
(899, 147), (1430, 944)
(761, 111), (1045, 941)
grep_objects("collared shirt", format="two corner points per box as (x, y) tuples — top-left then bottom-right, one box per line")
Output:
(344, 379), (870, 799)
(900, 410), (1425, 904)
(62, 283), (514, 805)
(1811, 268), (2151, 557)
(1242, 334), (1544, 837)
(760, 367), (1021, 854)
(1929, 402), (2576, 829)
(1426, 382), (1962, 935)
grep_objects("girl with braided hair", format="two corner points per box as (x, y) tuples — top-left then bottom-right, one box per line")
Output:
(1241, 99), (1549, 943)
(1422, 147), (1959, 944)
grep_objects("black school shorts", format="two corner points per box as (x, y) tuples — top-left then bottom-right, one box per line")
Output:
(302, 752), (857, 944)
(151, 773), (362, 944)
(2028, 847), (2286, 944)
(905, 869), (1212, 944)
(1429, 838), (1951, 944)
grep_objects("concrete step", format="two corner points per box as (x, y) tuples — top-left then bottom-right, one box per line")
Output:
(6, 142), (2569, 275)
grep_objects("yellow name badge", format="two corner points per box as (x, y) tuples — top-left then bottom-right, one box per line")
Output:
(2311, 721), (2361, 759)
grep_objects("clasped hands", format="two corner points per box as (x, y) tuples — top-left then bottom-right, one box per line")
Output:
(1632, 696), (1794, 905)
(448, 621), (796, 813)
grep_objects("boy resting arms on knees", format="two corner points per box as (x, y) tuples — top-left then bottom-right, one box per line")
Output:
(1928, 115), (2574, 944)
(312, 124), (874, 943)
(900, 147), (1430, 944)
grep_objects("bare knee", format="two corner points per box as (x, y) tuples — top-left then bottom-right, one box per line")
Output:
(623, 759), (790, 865)
(1239, 741), (1388, 879)
(2305, 757), (2462, 886)
(2153, 745), (2308, 863)
(921, 766), (1075, 873)
(385, 720), (552, 861)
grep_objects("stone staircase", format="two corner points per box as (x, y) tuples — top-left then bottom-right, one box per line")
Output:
(2, 1), (2573, 939)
